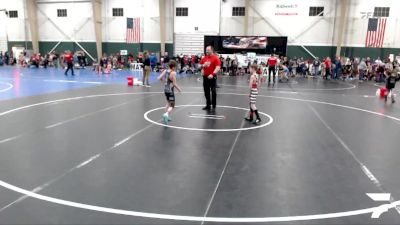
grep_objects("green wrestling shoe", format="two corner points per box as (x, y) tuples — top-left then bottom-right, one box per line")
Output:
(162, 114), (169, 124)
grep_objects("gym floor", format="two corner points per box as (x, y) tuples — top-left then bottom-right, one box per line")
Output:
(0, 67), (399, 225)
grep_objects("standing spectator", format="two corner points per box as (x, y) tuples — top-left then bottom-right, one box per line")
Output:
(221, 56), (226, 74)
(359, 59), (367, 80)
(150, 53), (157, 72)
(366, 61), (373, 80)
(226, 56), (231, 74)
(351, 58), (359, 78)
(43, 53), (49, 69)
(195, 55), (200, 74)
(53, 51), (60, 68)
(128, 52), (134, 64)
(4, 51), (9, 65)
(324, 57), (331, 79)
(385, 58), (394, 77)
(100, 53), (108, 69)
(200, 46), (221, 111)
(64, 50), (74, 76)
(376, 62), (385, 82)
(312, 57), (321, 78)
(334, 56), (342, 79)
(320, 60), (326, 79)
(163, 52), (170, 69)
(0, 51), (3, 66)
(231, 56), (238, 76)
(288, 58), (294, 76)
(143, 51), (151, 87)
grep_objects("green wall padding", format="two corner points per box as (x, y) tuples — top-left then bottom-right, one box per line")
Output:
(287, 45), (336, 59)
(288, 45), (400, 59)
(7, 41), (32, 53)
(38, 42), (97, 62)
(13, 41), (399, 60)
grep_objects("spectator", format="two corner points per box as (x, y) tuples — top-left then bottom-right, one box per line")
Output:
(163, 52), (170, 69)
(312, 57), (321, 78)
(143, 51), (151, 87)
(150, 53), (157, 71)
(334, 56), (342, 79)
(359, 59), (367, 80)
(324, 57), (331, 79)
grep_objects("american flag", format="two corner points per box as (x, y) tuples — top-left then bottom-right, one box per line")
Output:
(365, 18), (387, 48)
(126, 17), (140, 43)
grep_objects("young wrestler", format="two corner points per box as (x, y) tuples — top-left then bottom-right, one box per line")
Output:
(157, 60), (182, 124)
(245, 64), (262, 124)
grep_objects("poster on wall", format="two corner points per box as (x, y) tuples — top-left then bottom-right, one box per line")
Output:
(222, 36), (267, 49)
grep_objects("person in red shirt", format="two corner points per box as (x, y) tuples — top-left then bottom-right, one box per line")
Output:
(324, 57), (331, 80)
(191, 55), (196, 70)
(200, 46), (221, 111)
(64, 50), (74, 76)
(267, 54), (278, 84)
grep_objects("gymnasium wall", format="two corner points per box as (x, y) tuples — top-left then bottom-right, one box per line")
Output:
(173, 0), (400, 59)
(2, 0), (174, 59)
(2, 0), (400, 60)
(174, 0), (220, 34)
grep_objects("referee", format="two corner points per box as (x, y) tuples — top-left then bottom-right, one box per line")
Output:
(267, 54), (277, 84)
(199, 46), (221, 111)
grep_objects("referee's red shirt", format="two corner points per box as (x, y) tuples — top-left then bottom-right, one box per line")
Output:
(65, 54), (73, 63)
(267, 57), (277, 66)
(200, 54), (221, 77)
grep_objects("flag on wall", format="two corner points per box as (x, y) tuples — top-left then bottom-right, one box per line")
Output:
(365, 17), (387, 48)
(126, 17), (140, 43)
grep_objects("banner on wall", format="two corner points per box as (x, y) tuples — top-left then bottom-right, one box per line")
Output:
(222, 37), (267, 49)
(275, 3), (299, 16)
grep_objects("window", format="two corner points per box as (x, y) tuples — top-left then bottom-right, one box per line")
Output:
(176, 7), (188, 17)
(112, 8), (124, 17)
(57, 9), (67, 17)
(309, 7), (324, 16)
(8, 10), (18, 18)
(373, 7), (390, 17)
(232, 7), (245, 16)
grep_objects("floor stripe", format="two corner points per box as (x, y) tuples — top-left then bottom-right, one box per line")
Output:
(189, 113), (225, 119)
(201, 119), (246, 225)
(45, 99), (139, 129)
(43, 80), (103, 85)
(0, 173), (399, 222)
(307, 105), (400, 214)
(0, 99), (198, 213)
(0, 135), (21, 144)
(188, 115), (224, 120)
(0, 92), (399, 222)
(0, 81), (13, 93)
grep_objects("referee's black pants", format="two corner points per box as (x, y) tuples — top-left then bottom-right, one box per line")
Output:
(268, 66), (276, 83)
(65, 62), (74, 75)
(203, 76), (217, 108)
